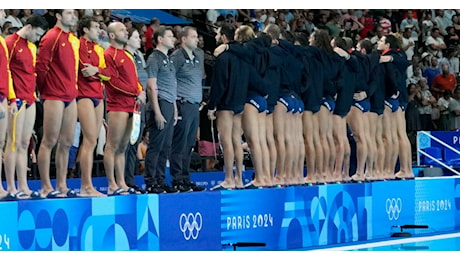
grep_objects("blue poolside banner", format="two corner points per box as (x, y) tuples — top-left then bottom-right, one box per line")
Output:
(158, 192), (221, 250)
(414, 178), (456, 234)
(371, 180), (416, 238)
(1, 178), (460, 251)
(220, 188), (286, 250)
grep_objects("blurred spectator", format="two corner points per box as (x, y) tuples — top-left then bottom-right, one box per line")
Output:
(449, 86), (460, 129)
(42, 9), (56, 28)
(435, 9), (449, 36)
(452, 14), (460, 38)
(423, 55), (441, 88)
(437, 89), (455, 130)
(439, 47), (459, 75)
(444, 26), (459, 48)
(400, 10), (420, 50)
(416, 77), (437, 130)
(4, 9), (23, 28)
(20, 9), (33, 25)
(358, 9), (374, 39)
(425, 27), (447, 58)
(406, 83), (422, 161)
(432, 61), (457, 98)
(401, 25), (415, 61)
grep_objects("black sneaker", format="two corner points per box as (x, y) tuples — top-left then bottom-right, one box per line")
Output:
(129, 185), (146, 194)
(146, 184), (166, 194)
(174, 184), (193, 193)
(161, 183), (179, 193)
(187, 182), (206, 192)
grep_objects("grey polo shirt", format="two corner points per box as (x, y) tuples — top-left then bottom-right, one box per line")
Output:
(146, 49), (177, 104)
(170, 47), (204, 104)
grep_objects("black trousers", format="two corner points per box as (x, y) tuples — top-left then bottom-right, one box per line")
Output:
(169, 102), (199, 185)
(144, 99), (175, 186)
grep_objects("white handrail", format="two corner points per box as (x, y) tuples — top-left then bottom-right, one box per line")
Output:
(417, 131), (460, 176)
(418, 150), (460, 176)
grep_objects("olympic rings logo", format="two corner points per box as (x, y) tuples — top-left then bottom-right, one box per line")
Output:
(386, 198), (402, 220)
(179, 212), (202, 240)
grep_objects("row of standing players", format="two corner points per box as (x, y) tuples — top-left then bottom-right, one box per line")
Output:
(0, 10), (208, 200)
(206, 23), (414, 190)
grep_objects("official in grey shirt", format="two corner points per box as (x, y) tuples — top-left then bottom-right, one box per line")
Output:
(169, 26), (206, 192)
(144, 25), (179, 194)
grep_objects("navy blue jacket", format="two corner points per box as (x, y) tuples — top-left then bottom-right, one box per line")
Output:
(334, 53), (358, 117)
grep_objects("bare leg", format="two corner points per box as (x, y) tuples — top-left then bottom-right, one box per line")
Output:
(303, 111), (316, 184)
(216, 111), (236, 188)
(394, 108), (414, 178)
(266, 113), (276, 184)
(347, 107), (367, 181)
(273, 102), (287, 185)
(55, 100), (78, 194)
(0, 99), (9, 198)
(38, 100), (66, 198)
(104, 111), (131, 195)
(78, 99), (105, 197)
(242, 104), (264, 186)
(232, 113), (244, 188)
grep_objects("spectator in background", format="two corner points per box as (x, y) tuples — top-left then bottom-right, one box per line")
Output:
(42, 9), (56, 28)
(426, 27), (447, 59)
(400, 10), (421, 51)
(439, 47), (459, 76)
(423, 55), (441, 88)
(101, 9), (112, 25)
(444, 26), (459, 48)
(416, 77), (436, 130)
(405, 83), (422, 161)
(432, 61), (457, 98)
(20, 9), (33, 25)
(123, 17), (133, 31)
(437, 89), (454, 130)
(401, 25), (415, 61)
(435, 9), (450, 36)
(144, 17), (160, 58)
(1, 21), (13, 37)
(449, 86), (460, 129)
(4, 9), (23, 29)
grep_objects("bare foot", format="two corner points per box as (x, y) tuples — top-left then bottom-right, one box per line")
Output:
(394, 171), (414, 179)
(80, 186), (107, 197)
